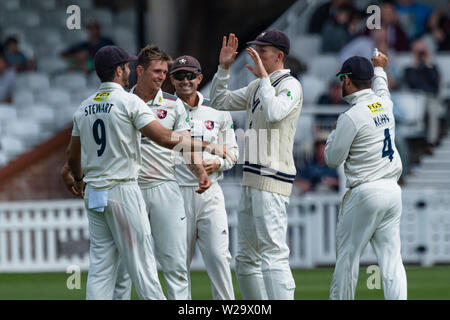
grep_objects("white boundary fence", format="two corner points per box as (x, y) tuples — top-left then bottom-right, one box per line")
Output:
(0, 189), (449, 272)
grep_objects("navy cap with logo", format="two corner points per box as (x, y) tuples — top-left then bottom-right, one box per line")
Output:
(94, 45), (137, 75)
(247, 29), (290, 55)
(170, 55), (202, 75)
(336, 56), (374, 80)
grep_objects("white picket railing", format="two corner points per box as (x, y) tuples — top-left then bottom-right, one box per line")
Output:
(0, 189), (449, 272)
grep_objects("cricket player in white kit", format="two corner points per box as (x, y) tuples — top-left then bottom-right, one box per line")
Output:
(210, 31), (303, 300)
(325, 52), (407, 300)
(169, 55), (238, 300)
(113, 45), (210, 300)
(66, 46), (221, 300)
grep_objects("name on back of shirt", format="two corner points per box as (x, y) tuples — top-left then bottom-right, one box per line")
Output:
(84, 103), (114, 116)
(367, 101), (390, 127)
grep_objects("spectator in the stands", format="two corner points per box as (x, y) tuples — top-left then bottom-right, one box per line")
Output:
(427, 5), (450, 52)
(403, 38), (441, 153)
(339, 28), (400, 90)
(284, 56), (307, 79)
(321, 4), (356, 53)
(403, 38), (440, 95)
(3, 36), (33, 72)
(0, 53), (17, 104)
(315, 80), (345, 132)
(295, 137), (339, 194)
(308, 0), (352, 34)
(317, 79), (345, 105)
(381, 2), (410, 51)
(395, 0), (433, 40)
(61, 18), (115, 74)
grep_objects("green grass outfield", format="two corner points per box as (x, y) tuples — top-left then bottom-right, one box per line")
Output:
(0, 266), (449, 300)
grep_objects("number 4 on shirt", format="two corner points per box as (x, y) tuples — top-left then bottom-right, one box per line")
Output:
(382, 128), (394, 162)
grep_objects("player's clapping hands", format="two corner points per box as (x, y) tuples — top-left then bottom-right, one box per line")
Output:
(220, 33), (239, 70)
(245, 47), (269, 78)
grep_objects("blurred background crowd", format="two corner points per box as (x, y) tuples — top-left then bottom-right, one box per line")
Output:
(0, 0), (449, 200)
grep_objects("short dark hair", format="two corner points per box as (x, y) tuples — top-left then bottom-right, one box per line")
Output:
(350, 78), (372, 89)
(97, 62), (126, 83)
(137, 44), (171, 70)
(4, 36), (18, 47)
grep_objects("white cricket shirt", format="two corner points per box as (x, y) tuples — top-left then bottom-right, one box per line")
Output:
(324, 67), (402, 188)
(72, 82), (156, 189)
(174, 91), (238, 187)
(132, 88), (190, 189)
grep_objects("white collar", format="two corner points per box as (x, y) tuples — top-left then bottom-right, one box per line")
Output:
(343, 88), (374, 106)
(129, 85), (163, 106)
(99, 82), (124, 91)
(175, 91), (203, 109)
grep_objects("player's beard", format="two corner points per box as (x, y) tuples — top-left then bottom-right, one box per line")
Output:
(122, 70), (130, 88)
(341, 78), (349, 97)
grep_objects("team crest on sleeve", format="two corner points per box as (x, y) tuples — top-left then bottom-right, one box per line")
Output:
(204, 120), (214, 130)
(157, 109), (167, 119)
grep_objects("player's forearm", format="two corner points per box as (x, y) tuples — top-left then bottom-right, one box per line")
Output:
(325, 115), (356, 168)
(210, 66), (247, 111)
(373, 67), (390, 99)
(67, 155), (83, 180)
(187, 162), (207, 179)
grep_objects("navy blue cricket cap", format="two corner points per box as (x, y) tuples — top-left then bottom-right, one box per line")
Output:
(170, 55), (202, 75)
(336, 56), (374, 80)
(247, 29), (290, 55)
(94, 45), (137, 74)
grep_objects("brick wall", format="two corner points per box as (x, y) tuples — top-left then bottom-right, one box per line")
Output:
(0, 126), (77, 201)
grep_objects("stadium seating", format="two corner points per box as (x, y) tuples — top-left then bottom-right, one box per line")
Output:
(435, 54), (450, 90)
(308, 55), (340, 83)
(298, 74), (327, 104)
(3, 0), (21, 10)
(52, 72), (87, 91)
(0, 105), (18, 133)
(16, 72), (51, 93)
(0, 136), (26, 160)
(37, 57), (68, 75)
(289, 34), (321, 63)
(13, 90), (35, 107)
(392, 91), (427, 138)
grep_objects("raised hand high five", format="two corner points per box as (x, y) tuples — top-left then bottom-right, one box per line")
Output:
(245, 47), (269, 79)
(219, 33), (239, 70)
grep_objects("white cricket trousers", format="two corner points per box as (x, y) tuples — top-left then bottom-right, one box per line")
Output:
(85, 182), (165, 300)
(113, 181), (189, 300)
(329, 179), (407, 300)
(180, 182), (235, 300)
(235, 186), (295, 300)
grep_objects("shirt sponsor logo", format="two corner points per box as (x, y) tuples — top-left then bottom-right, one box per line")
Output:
(93, 92), (110, 102)
(367, 102), (384, 114)
(157, 109), (167, 119)
(204, 120), (214, 130)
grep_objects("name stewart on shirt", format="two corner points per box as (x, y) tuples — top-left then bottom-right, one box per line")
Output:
(84, 103), (114, 116)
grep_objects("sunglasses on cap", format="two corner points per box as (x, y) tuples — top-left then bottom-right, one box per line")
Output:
(172, 71), (200, 81)
(337, 72), (352, 81)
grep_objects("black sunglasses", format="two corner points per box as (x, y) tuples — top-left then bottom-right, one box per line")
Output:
(172, 71), (199, 81)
